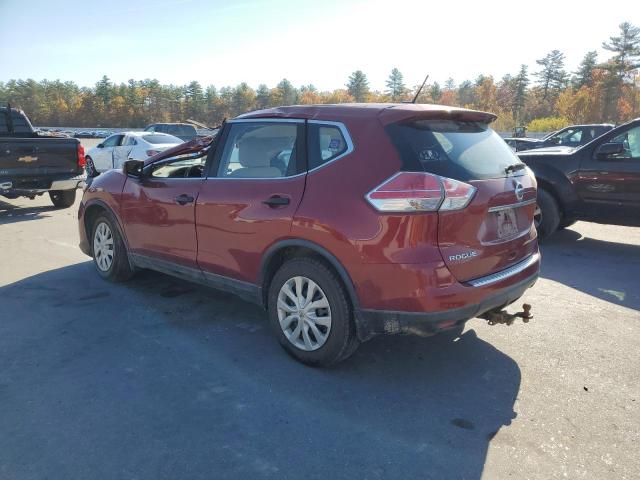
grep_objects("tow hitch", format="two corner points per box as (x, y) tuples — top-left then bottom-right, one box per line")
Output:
(480, 304), (532, 326)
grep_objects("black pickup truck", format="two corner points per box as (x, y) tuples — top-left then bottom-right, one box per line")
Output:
(518, 118), (640, 239)
(0, 106), (85, 208)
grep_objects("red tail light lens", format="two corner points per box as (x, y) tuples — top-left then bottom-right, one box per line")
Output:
(77, 143), (86, 168)
(439, 176), (477, 211)
(366, 172), (476, 212)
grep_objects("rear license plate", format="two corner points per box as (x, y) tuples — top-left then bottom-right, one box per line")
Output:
(496, 208), (518, 239)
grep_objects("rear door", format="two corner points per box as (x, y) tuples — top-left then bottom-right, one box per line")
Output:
(195, 119), (306, 283)
(386, 119), (537, 282)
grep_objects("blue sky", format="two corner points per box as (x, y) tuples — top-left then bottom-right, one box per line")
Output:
(0, 0), (637, 91)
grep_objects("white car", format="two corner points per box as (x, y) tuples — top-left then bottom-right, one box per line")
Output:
(85, 131), (183, 175)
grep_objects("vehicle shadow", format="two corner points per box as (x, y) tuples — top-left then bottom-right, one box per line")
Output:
(540, 228), (640, 310)
(1, 262), (520, 480)
(0, 199), (57, 224)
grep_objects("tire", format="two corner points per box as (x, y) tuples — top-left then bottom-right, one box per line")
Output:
(49, 189), (76, 208)
(267, 257), (359, 367)
(91, 212), (134, 282)
(558, 218), (577, 230)
(534, 188), (560, 241)
(85, 156), (99, 177)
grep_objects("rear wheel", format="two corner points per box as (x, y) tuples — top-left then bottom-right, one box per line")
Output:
(534, 188), (560, 240)
(268, 258), (358, 367)
(92, 213), (134, 282)
(49, 189), (76, 208)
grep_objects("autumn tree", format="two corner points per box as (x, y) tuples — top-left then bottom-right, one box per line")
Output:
(346, 70), (369, 102)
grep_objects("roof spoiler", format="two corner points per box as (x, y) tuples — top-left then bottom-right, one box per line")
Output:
(379, 106), (497, 126)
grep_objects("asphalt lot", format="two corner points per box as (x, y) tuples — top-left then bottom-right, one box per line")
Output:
(1, 191), (639, 479)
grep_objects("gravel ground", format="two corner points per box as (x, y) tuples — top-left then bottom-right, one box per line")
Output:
(0, 191), (638, 480)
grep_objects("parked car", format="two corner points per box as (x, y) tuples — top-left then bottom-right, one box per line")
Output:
(0, 106), (85, 208)
(503, 137), (542, 152)
(518, 118), (640, 239)
(144, 123), (198, 142)
(522, 124), (615, 151)
(78, 104), (540, 366)
(85, 131), (183, 176)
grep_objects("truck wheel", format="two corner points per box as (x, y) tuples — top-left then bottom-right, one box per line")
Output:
(534, 188), (560, 241)
(91, 213), (134, 282)
(49, 189), (76, 208)
(268, 257), (359, 367)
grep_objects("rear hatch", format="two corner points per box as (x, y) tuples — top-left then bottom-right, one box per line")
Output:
(385, 118), (537, 282)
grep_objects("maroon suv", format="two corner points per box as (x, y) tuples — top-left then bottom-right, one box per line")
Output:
(78, 103), (540, 366)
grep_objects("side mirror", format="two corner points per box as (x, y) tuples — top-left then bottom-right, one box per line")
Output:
(97, 143), (104, 148)
(595, 142), (624, 160)
(123, 159), (145, 178)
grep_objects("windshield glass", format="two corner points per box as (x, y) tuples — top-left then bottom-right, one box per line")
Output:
(142, 134), (182, 144)
(386, 119), (523, 180)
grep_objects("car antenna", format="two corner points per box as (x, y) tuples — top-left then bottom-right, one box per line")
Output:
(410, 75), (429, 104)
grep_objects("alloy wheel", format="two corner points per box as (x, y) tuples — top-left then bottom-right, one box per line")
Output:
(93, 222), (114, 272)
(276, 276), (332, 351)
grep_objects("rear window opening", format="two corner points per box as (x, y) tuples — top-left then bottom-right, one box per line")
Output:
(386, 119), (523, 181)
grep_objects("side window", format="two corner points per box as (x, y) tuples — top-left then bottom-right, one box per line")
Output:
(10, 111), (32, 134)
(123, 136), (136, 146)
(610, 126), (640, 159)
(102, 135), (120, 148)
(0, 111), (8, 134)
(308, 123), (350, 170)
(150, 155), (207, 178)
(216, 122), (300, 178)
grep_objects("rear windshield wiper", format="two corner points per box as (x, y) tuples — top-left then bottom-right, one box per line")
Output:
(505, 163), (526, 175)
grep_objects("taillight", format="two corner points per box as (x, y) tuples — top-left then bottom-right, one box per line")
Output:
(366, 172), (476, 212)
(146, 149), (160, 157)
(77, 143), (86, 168)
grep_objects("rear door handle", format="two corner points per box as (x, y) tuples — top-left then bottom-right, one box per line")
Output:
(263, 195), (290, 207)
(175, 194), (195, 205)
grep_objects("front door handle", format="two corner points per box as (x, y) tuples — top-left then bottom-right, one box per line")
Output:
(263, 195), (290, 207)
(175, 194), (195, 205)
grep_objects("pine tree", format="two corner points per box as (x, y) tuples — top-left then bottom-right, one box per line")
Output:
(385, 68), (406, 101)
(513, 65), (529, 123)
(346, 70), (369, 102)
(573, 51), (598, 88)
(534, 50), (567, 100)
(601, 22), (640, 121)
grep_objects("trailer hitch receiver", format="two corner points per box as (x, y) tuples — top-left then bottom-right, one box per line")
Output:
(480, 304), (532, 326)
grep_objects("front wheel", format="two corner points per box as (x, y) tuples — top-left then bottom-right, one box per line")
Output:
(85, 156), (99, 177)
(268, 258), (359, 367)
(91, 213), (134, 282)
(49, 189), (76, 208)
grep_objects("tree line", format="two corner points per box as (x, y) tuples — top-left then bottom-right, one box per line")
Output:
(1, 22), (638, 132)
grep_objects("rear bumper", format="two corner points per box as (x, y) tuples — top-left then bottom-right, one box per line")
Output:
(354, 253), (540, 340)
(0, 173), (85, 195)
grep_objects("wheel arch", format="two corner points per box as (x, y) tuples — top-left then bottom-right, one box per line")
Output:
(259, 239), (360, 312)
(83, 200), (130, 256)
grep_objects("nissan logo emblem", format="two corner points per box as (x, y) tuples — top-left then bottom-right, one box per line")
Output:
(515, 183), (525, 201)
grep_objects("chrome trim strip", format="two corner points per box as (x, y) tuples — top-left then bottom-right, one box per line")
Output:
(466, 253), (540, 287)
(487, 198), (536, 213)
